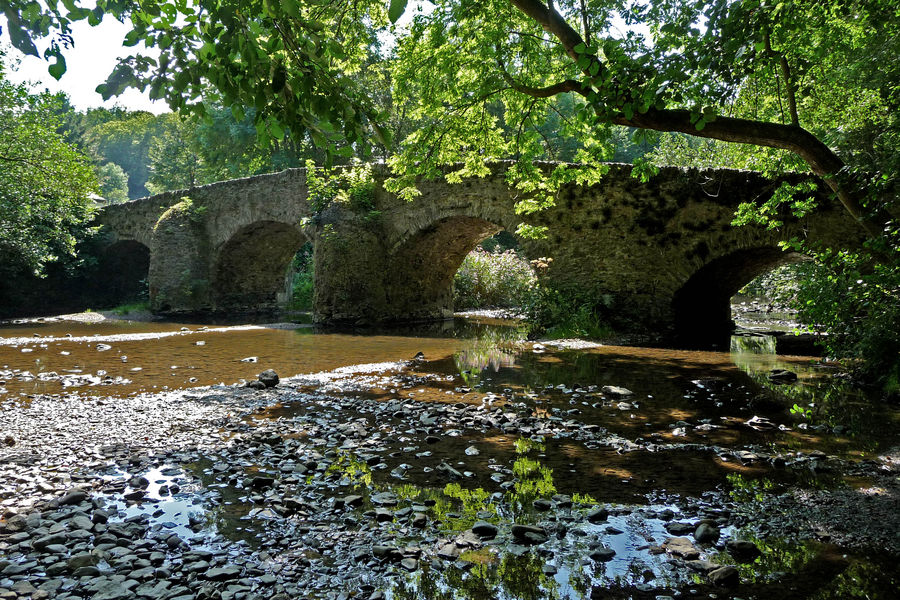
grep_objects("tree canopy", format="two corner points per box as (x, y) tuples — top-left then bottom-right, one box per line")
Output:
(0, 56), (97, 279)
(4, 0), (896, 235)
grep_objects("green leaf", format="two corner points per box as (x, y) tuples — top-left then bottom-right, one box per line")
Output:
(48, 54), (67, 80)
(123, 29), (142, 47)
(269, 121), (285, 140)
(574, 42), (586, 54)
(5, 13), (40, 57)
(283, 0), (301, 19)
(388, 0), (407, 24)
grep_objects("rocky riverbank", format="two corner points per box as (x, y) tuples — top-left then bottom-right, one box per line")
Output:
(2, 353), (899, 599)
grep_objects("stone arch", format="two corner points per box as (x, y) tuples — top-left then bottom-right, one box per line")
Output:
(212, 220), (306, 312)
(671, 246), (805, 346)
(94, 240), (150, 305)
(385, 216), (505, 319)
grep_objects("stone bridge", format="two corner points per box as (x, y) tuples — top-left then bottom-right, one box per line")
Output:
(96, 162), (861, 342)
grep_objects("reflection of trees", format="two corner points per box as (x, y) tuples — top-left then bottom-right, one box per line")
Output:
(506, 438), (556, 519)
(705, 529), (897, 599)
(499, 554), (559, 600)
(731, 360), (889, 454)
(453, 327), (524, 387)
(386, 438), (584, 599)
(392, 552), (567, 600)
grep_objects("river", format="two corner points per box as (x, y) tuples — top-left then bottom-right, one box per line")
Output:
(0, 314), (897, 599)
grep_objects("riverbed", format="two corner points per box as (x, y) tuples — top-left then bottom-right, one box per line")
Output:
(1, 315), (898, 599)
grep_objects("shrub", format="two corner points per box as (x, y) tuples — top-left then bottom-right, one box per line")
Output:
(287, 245), (314, 310)
(522, 285), (613, 340)
(453, 248), (536, 309)
(791, 242), (900, 393)
(305, 160), (375, 213)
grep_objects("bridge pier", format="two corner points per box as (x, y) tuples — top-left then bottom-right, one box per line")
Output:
(312, 204), (503, 323)
(149, 200), (213, 314)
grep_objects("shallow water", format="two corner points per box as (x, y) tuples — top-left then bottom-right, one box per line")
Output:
(0, 318), (502, 398)
(2, 315), (898, 598)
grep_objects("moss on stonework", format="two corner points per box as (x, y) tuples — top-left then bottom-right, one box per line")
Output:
(154, 196), (207, 231)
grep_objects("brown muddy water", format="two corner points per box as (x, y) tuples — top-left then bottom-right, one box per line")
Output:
(1, 315), (898, 599)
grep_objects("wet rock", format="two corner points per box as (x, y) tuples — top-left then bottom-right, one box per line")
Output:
(708, 565), (740, 587)
(205, 566), (242, 581)
(57, 490), (88, 506)
(240, 356), (258, 363)
(67, 553), (99, 570)
(1, 514), (27, 532)
(533, 498), (552, 511)
(694, 523), (720, 543)
(73, 565), (101, 577)
(436, 462), (463, 479)
(370, 492), (398, 506)
(251, 476), (276, 490)
(91, 580), (133, 600)
(726, 539), (761, 561)
(374, 509), (394, 523)
(511, 524), (548, 545)
(589, 547), (616, 562)
(768, 369), (798, 383)
(601, 385), (634, 397)
(246, 380), (266, 390)
(411, 513), (428, 528)
(92, 509), (109, 524)
(437, 543), (460, 561)
(471, 521), (498, 539)
(586, 507), (608, 523)
(665, 521), (695, 535)
(553, 494), (573, 508)
(401, 557), (418, 571)
(258, 369), (279, 388)
(344, 495), (364, 508)
(662, 537), (700, 560)
(685, 559), (719, 573)
(128, 475), (150, 489)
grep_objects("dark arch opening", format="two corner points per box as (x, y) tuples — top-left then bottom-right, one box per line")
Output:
(672, 247), (804, 347)
(94, 240), (151, 306)
(387, 216), (503, 319)
(213, 221), (305, 312)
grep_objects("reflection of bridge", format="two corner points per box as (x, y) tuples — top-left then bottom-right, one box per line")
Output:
(97, 162), (859, 342)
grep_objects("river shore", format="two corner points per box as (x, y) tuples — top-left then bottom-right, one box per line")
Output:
(3, 344), (899, 599)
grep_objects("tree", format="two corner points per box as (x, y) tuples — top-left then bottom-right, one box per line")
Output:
(0, 56), (97, 280)
(97, 161), (130, 203)
(81, 111), (161, 198)
(4, 1), (895, 233)
(146, 113), (202, 193)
